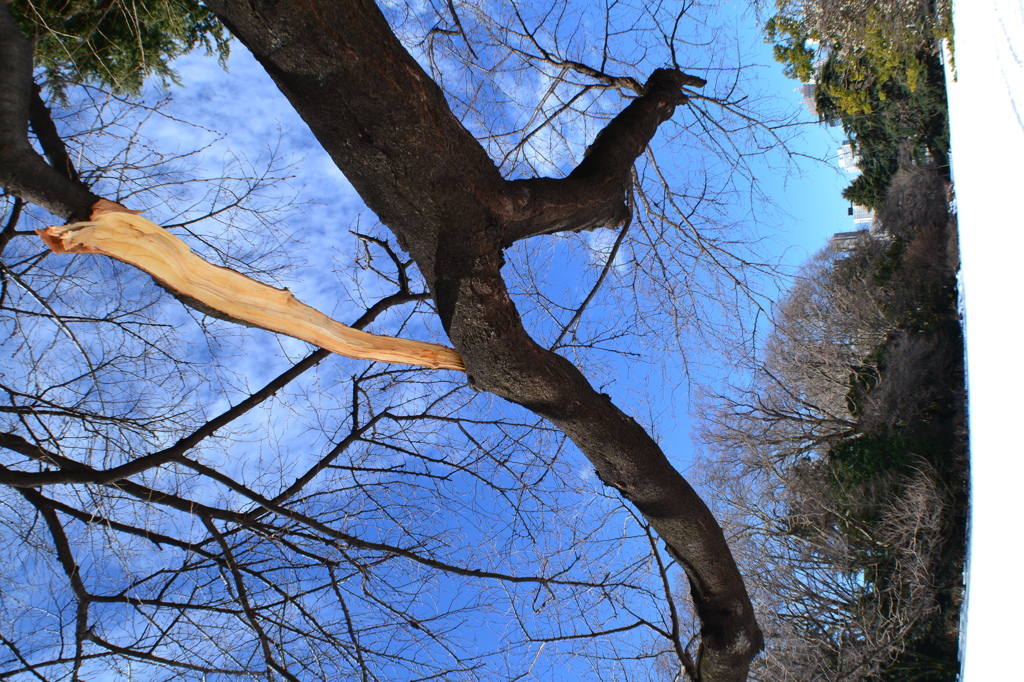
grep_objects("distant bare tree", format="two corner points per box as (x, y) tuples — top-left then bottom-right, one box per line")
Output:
(687, 224), (961, 680)
(698, 240), (899, 482)
(693, 410), (953, 681)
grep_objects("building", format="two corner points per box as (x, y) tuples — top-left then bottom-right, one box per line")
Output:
(838, 140), (859, 173)
(801, 82), (818, 116)
(836, 140), (881, 230)
(829, 229), (870, 253)
(849, 204), (875, 225)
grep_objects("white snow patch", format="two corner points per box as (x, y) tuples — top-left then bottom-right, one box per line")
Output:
(947, 0), (1024, 679)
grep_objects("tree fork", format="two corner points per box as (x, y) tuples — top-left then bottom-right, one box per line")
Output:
(0, 0), (765, 675)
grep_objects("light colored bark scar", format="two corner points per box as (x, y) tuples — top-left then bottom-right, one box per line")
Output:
(38, 201), (464, 371)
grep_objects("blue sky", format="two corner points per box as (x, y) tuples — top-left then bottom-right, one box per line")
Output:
(93, 6), (887, 575)
(1, 2), (915, 676)
(39, 1), (1011, 677)
(130, 3), (860, 464)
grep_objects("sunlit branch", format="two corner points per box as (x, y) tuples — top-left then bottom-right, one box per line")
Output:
(39, 202), (464, 371)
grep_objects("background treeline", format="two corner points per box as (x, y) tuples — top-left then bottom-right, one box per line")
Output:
(687, 2), (966, 680)
(698, 160), (965, 680)
(766, 0), (953, 208)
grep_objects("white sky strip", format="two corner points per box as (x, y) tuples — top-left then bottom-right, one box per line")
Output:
(946, 0), (1024, 678)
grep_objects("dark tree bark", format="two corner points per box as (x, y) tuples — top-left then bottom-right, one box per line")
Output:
(0, 0), (763, 678)
(203, 2), (762, 679)
(0, 8), (97, 221)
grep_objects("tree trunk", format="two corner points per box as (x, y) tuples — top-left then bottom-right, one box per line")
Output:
(205, 1), (763, 678)
(0, 7), (97, 220)
(0, 0), (763, 676)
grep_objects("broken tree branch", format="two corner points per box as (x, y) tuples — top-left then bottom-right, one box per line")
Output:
(38, 201), (464, 371)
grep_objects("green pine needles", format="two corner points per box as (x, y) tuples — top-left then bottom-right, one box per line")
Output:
(10, 0), (230, 97)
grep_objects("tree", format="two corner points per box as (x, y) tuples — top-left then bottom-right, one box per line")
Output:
(695, 449), (954, 681)
(8, 0), (230, 97)
(763, 16), (817, 82)
(766, 0), (951, 79)
(693, 209), (965, 679)
(761, 0), (952, 208)
(0, 1), (804, 679)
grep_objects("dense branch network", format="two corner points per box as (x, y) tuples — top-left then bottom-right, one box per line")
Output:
(205, 2), (762, 678)
(0, 1), (765, 680)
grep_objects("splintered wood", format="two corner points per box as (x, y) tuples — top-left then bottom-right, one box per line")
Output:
(38, 202), (464, 371)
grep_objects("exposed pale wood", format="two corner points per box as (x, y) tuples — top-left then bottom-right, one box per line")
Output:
(38, 203), (464, 371)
